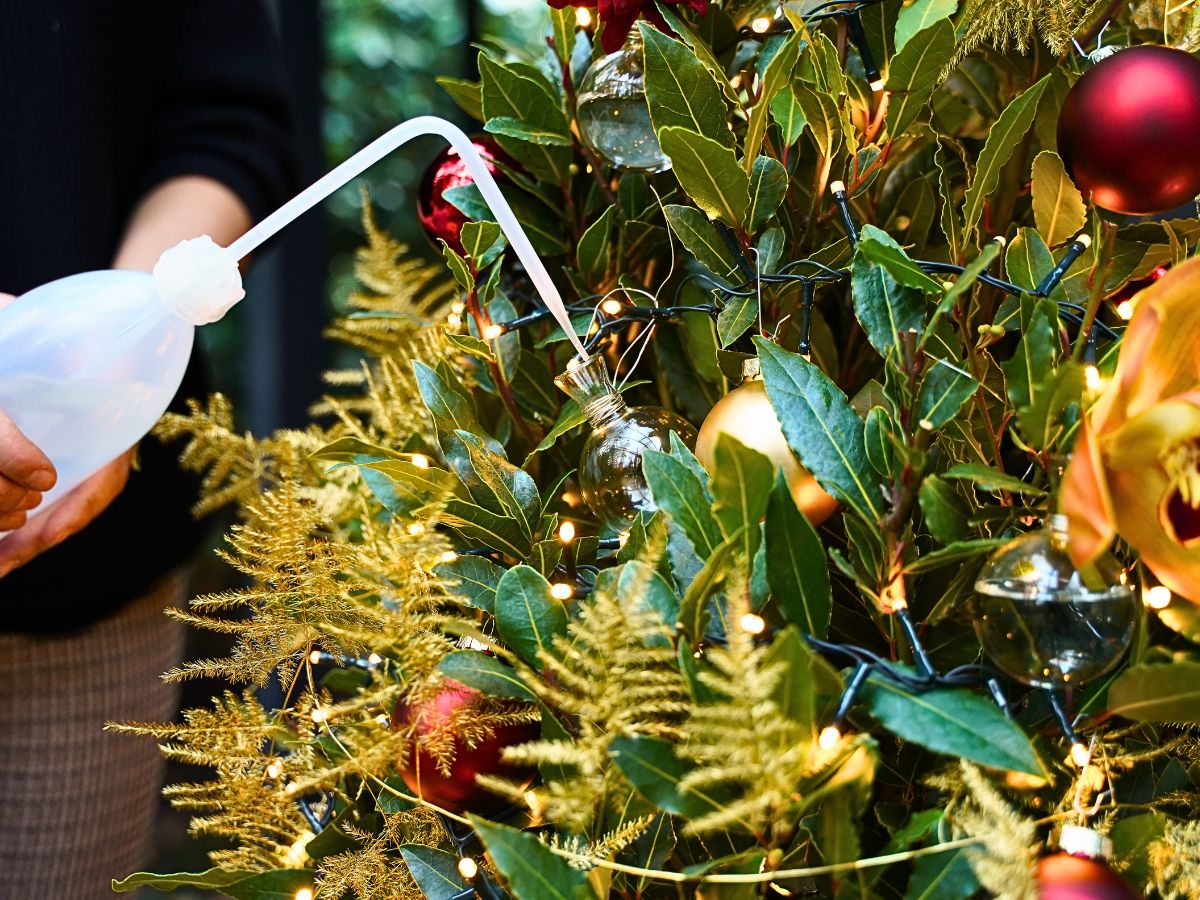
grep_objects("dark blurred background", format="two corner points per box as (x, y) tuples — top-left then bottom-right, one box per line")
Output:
(155, 0), (543, 886)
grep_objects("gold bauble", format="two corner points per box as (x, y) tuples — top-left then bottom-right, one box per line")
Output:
(695, 378), (838, 525)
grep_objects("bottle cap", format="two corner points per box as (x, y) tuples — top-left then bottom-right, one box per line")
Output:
(1058, 825), (1111, 860)
(152, 236), (245, 326)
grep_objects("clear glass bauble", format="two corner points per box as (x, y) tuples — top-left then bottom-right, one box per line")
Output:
(576, 31), (672, 174)
(971, 515), (1138, 688)
(554, 355), (696, 526)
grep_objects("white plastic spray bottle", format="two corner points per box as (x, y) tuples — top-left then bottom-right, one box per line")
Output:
(0, 116), (587, 513)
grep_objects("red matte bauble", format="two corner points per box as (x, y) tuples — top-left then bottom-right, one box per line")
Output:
(1057, 46), (1200, 216)
(1035, 853), (1142, 899)
(416, 137), (506, 254)
(391, 679), (538, 815)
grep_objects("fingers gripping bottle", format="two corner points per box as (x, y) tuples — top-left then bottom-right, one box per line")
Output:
(0, 116), (588, 517)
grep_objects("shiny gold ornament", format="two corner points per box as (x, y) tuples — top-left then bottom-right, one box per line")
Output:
(695, 359), (838, 525)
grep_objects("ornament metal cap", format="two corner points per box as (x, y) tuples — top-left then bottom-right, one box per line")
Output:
(1058, 825), (1112, 860)
(741, 356), (762, 380)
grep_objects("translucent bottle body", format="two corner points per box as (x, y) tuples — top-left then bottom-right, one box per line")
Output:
(0, 270), (194, 509)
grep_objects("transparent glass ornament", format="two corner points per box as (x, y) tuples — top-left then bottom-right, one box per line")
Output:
(554, 355), (696, 526)
(576, 31), (672, 174)
(972, 515), (1138, 688)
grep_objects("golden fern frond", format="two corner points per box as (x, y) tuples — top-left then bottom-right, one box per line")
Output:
(940, 763), (1039, 900)
(954, 0), (1100, 63)
(504, 531), (690, 832)
(316, 830), (419, 900)
(1148, 818), (1200, 899)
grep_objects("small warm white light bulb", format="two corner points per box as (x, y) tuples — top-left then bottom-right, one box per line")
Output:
(307, 649), (323, 665)
(295, 889), (314, 900)
(439, 550), (458, 563)
(575, 6), (592, 27)
(617, 530), (630, 548)
(869, 77), (886, 92)
(558, 520), (576, 544)
(1115, 300), (1135, 320)
(1084, 365), (1103, 393)
(739, 613), (766, 635)
(410, 453), (430, 469)
(1070, 742), (1092, 768)
(407, 522), (426, 536)
(818, 725), (842, 751)
(750, 15), (772, 33)
(266, 759), (284, 779)
(311, 707), (329, 724)
(1144, 585), (1172, 610)
(551, 582), (574, 601)
(458, 856), (479, 880)
(450, 301), (466, 315)
(600, 298), (623, 316)
(483, 324), (503, 341)
(374, 713), (390, 727)
(447, 312), (462, 329)
(367, 652), (383, 666)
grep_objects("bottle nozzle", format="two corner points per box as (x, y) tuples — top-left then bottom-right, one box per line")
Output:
(152, 236), (244, 325)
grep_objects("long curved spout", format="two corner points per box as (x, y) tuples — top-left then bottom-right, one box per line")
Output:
(226, 115), (586, 357)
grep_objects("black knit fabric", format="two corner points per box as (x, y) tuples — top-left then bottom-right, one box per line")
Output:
(0, 1), (296, 632)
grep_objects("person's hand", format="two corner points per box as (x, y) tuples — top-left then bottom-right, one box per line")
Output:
(0, 292), (56, 533)
(0, 450), (132, 579)
(0, 291), (132, 578)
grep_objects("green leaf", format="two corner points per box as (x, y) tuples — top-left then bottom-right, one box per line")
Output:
(856, 224), (945, 293)
(756, 338), (884, 523)
(484, 115), (572, 146)
(437, 650), (537, 702)
(918, 475), (969, 544)
(658, 127), (751, 227)
(770, 87), (807, 145)
(356, 458), (458, 517)
(1000, 294), (1059, 409)
(1005, 227), (1057, 294)
(904, 847), (980, 900)
(961, 75), (1049, 241)
(1108, 661), (1200, 723)
(917, 359), (978, 429)
(765, 473), (833, 637)
(613, 560), (680, 638)
(679, 527), (744, 640)
(441, 241), (473, 291)
(654, 6), (742, 107)
(1109, 813), (1167, 887)
(549, 5), (577, 65)
(744, 32), (801, 167)
(905, 537), (1005, 573)
(450, 430), (541, 538)
(717, 294), (758, 348)
(460, 221), (506, 269)
(764, 626), (819, 729)
(886, 19), (956, 137)
(471, 818), (596, 900)
(479, 54), (569, 183)
(437, 76), (484, 121)
(710, 433), (774, 560)
(795, 86), (839, 157)
(412, 360), (501, 457)
(934, 239), (1003, 316)
(1031, 150), (1086, 247)
(441, 498), (531, 558)
(644, 449), (723, 559)
(664, 205), (738, 277)
(112, 869), (257, 893)
(861, 674), (1044, 775)
(851, 251), (927, 357)
(577, 206), (615, 285)
(495, 565), (568, 669)
(435, 555), (506, 614)
(1016, 362), (1085, 451)
(609, 735), (730, 820)
(894, 0), (958, 52)
(639, 22), (733, 147)
(223, 871), (315, 900)
(940, 463), (1046, 496)
(400, 845), (470, 900)
(746, 156), (789, 233)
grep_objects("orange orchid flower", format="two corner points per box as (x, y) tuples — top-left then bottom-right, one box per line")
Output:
(1062, 256), (1200, 602)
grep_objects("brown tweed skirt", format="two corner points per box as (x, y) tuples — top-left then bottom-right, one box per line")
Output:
(0, 571), (185, 900)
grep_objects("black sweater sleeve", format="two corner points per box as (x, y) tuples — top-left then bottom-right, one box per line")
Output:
(137, 1), (296, 221)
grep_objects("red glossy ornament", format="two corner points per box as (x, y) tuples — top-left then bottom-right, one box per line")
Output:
(391, 679), (538, 814)
(1058, 46), (1200, 216)
(416, 137), (507, 254)
(1035, 853), (1141, 899)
